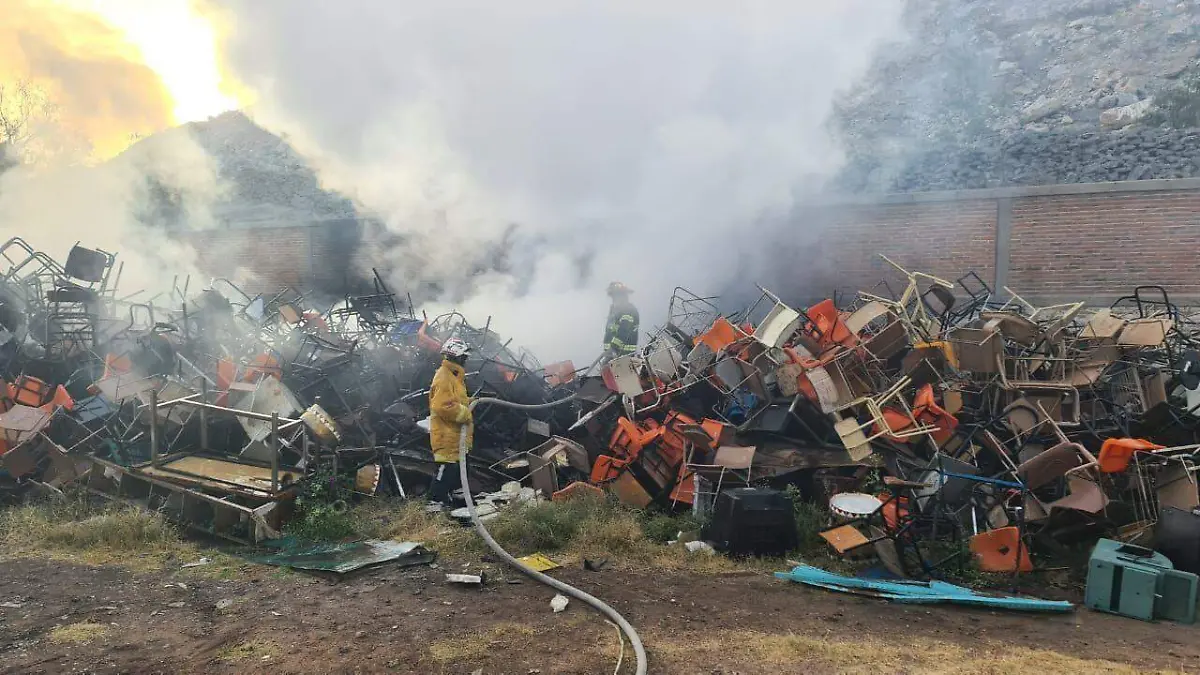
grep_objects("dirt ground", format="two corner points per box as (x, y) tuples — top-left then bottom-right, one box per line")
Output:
(2, 554), (1198, 675)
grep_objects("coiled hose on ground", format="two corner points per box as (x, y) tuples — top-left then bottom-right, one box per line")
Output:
(458, 395), (648, 675)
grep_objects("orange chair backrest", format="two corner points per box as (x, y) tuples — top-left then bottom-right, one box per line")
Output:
(1098, 437), (1165, 473)
(695, 317), (743, 354)
(805, 299), (859, 350)
(102, 353), (134, 379)
(912, 383), (958, 445)
(40, 385), (75, 413)
(969, 527), (1033, 573)
(8, 376), (51, 407)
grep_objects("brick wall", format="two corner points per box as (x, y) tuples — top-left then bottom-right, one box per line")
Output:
(1009, 190), (1200, 299)
(796, 200), (996, 299)
(185, 219), (364, 296)
(183, 179), (1200, 304)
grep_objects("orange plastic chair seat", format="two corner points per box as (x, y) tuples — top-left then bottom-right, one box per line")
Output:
(912, 383), (958, 445)
(970, 527), (1033, 573)
(806, 299), (859, 350)
(590, 455), (628, 483)
(695, 317), (743, 354)
(879, 493), (909, 531)
(669, 471), (696, 505)
(40, 385), (75, 413)
(552, 481), (605, 502)
(102, 353), (134, 379)
(543, 361), (576, 387)
(416, 322), (443, 353)
(608, 417), (663, 458)
(1098, 437), (1165, 473)
(873, 407), (917, 438)
(8, 376), (51, 407)
(244, 353), (282, 381)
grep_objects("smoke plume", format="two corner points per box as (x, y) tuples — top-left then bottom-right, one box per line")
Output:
(0, 0), (233, 303)
(1, 0), (176, 161)
(0, 129), (226, 299)
(203, 1), (903, 362)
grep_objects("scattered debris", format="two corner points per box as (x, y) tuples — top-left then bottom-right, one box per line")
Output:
(245, 538), (434, 575)
(6, 236), (1200, 621)
(516, 553), (560, 572)
(550, 594), (569, 613)
(1085, 539), (1197, 624)
(446, 573), (485, 587)
(776, 564), (1073, 612)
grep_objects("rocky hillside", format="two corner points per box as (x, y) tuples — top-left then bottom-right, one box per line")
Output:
(835, 0), (1200, 192)
(115, 111), (356, 228)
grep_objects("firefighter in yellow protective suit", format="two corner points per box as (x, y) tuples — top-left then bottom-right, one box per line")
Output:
(428, 338), (474, 505)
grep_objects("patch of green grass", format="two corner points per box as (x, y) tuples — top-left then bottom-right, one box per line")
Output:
(485, 493), (632, 554)
(639, 511), (703, 544)
(0, 491), (250, 577)
(428, 622), (536, 663)
(353, 500), (482, 558)
(347, 494), (743, 573)
(217, 639), (283, 662)
(284, 467), (360, 541)
(283, 501), (359, 541)
(0, 492), (205, 570)
(48, 621), (110, 645)
(42, 510), (178, 550)
(1, 494), (178, 550)
(784, 485), (829, 556)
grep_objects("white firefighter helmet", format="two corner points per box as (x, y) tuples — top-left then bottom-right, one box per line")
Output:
(440, 337), (471, 359)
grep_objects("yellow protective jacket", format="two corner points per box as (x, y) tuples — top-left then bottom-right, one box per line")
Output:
(429, 359), (473, 463)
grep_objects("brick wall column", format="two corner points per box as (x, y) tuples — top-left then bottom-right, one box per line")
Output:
(994, 197), (1012, 291)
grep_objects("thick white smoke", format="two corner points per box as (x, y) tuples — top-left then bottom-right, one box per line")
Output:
(206, 0), (904, 362)
(0, 129), (222, 299)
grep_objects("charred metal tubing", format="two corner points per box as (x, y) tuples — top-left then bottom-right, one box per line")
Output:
(199, 380), (209, 450)
(149, 388), (160, 467)
(271, 412), (280, 493)
(458, 394), (648, 675)
(152, 396), (306, 427)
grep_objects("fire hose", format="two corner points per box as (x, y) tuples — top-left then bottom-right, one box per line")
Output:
(458, 395), (648, 675)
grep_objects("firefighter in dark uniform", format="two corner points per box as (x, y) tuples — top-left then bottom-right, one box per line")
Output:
(602, 281), (639, 362)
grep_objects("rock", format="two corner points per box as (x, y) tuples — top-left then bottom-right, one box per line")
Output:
(1025, 122), (1051, 133)
(1022, 96), (1063, 123)
(998, 61), (1019, 74)
(215, 599), (235, 611)
(1099, 94), (1119, 109)
(1047, 64), (1071, 82)
(1114, 92), (1139, 108)
(550, 594), (569, 613)
(1162, 54), (1198, 79)
(1127, 165), (1152, 181)
(1101, 99), (1155, 129)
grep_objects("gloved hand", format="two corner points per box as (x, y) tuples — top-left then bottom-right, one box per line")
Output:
(455, 402), (473, 424)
